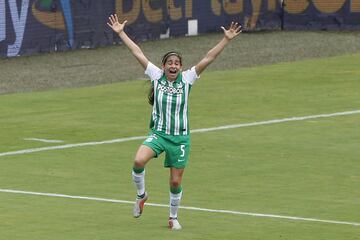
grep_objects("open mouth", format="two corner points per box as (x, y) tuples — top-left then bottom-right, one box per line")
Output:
(169, 69), (177, 74)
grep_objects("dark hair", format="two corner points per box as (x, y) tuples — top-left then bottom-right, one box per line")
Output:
(148, 51), (183, 105)
(161, 51), (182, 65)
(148, 84), (154, 105)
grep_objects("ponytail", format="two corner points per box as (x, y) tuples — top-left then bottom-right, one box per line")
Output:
(148, 85), (154, 106)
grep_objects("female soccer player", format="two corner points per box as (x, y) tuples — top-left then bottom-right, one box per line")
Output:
(107, 14), (241, 230)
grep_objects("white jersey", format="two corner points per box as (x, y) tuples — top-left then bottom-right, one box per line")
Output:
(145, 62), (199, 135)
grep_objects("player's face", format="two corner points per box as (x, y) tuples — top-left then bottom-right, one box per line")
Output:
(163, 55), (182, 81)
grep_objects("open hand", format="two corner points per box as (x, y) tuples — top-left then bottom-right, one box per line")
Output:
(107, 14), (127, 34)
(221, 22), (242, 40)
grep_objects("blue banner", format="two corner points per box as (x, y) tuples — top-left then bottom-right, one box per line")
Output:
(1, 0), (359, 57)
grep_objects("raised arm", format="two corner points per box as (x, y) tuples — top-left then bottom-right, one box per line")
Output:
(195, 22), (242, 75)
(107, 14), (149, 69)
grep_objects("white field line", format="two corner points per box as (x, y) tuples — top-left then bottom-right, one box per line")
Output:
(0, 136), (147, 157)
(0, 188), (359, 227)
(24, 138), (64, 143)
(190, 109), (360, 133)
(1, 109), (360, 158)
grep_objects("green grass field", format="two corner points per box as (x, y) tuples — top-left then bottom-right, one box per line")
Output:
(1, 30), (360, 94)
(1, 52), (360, 239)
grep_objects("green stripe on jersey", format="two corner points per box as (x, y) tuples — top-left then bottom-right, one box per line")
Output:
(151, 73), (191, 136)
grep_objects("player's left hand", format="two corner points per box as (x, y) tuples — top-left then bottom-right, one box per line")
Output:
(221, 22), (242, 40)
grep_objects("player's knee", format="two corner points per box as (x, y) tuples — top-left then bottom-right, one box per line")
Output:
(134, 156), (146, 168)
(134, 152), (152, 168)
(134, 145), (154, 168)
(170, 179), (181, 188)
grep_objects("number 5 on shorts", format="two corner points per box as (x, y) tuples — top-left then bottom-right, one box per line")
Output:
(180, 145), (185, 157)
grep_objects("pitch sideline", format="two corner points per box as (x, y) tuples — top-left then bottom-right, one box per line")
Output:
(0, 109), (360, 158)
(0, 188), (359, 227)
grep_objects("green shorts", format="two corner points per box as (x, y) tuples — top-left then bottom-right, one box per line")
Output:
(142, 130), (190, 169)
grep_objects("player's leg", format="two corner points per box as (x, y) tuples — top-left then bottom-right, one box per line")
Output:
(164, 136), (189, 229)
(132, 145), (155, 218)
(133, 144), (155, 196)
(168, 167), (184, 230)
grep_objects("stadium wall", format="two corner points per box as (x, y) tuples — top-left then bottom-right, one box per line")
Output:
(1, 0), (359, 58)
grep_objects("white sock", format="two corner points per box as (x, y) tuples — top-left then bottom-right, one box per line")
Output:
(132, 170), (145, 197)
(169, 191), (182, 219)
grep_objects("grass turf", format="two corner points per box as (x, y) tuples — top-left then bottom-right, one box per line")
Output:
(1, 30), (360, 94)
(0, 54), (359, 239)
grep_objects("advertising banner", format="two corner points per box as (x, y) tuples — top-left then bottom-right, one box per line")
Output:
(0, 1), (359, 57)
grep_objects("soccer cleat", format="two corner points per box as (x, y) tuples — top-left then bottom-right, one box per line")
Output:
(133, 192), (148, 218)
(168, 217), (182, 230)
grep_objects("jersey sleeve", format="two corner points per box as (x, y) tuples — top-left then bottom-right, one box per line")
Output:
(145, 62), (163, 82)
(182, 66), (200, 85)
